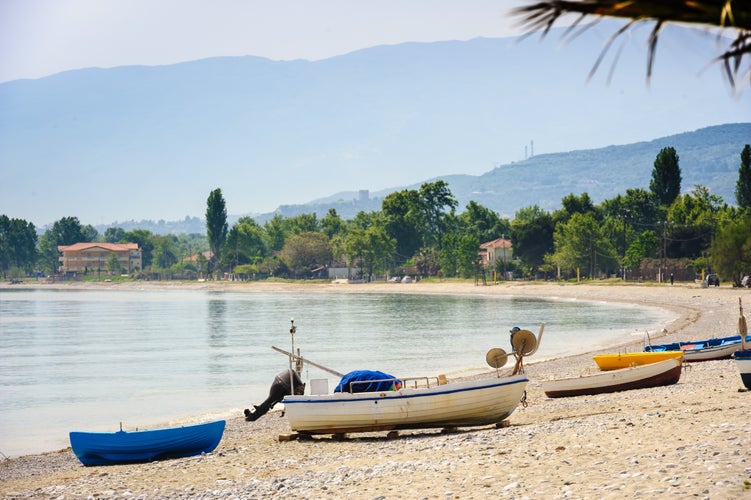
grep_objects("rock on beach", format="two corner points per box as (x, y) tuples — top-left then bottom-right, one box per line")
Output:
(1, 280), (750, 499)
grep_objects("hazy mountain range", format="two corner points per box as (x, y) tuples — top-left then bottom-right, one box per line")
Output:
(276, 122), (750, 221)
(0, 20), (749, 230)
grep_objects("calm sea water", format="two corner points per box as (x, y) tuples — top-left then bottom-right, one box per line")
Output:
(0, 287), (677, 457)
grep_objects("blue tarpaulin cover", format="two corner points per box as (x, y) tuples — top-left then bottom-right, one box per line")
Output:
(334, 370), (402, 393)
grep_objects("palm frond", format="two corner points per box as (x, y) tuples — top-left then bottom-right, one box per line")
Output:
(513, 0), (751, 90)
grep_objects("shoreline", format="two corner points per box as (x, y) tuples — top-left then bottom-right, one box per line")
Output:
(2, 280), (750, 498)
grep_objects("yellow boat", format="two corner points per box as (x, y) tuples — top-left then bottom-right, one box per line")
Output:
(592, 351), (684, 371)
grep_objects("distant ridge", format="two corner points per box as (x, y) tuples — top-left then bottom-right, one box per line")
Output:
(88, 122), (748, 234)
(266, 123), (750, 222)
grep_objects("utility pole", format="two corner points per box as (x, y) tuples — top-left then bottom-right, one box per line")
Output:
(661, 221), (668, 283)
(621, 209), (630, 281)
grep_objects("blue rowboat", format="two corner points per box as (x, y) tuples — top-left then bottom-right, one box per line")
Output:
(69, 420), (225, 466)
(735, 349), (751, 390)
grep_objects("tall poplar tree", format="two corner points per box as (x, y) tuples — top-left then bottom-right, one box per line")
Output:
(735, 144), (751, 209)
(649, 147), (682, 207)
(205, 188), (228, 278)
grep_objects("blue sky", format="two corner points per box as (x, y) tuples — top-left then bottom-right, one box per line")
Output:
(0, 0), (525, 83)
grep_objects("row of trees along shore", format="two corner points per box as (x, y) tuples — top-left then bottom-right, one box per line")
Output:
(3, 145), (751, 285)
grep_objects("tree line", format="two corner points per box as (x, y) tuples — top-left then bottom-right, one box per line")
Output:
(3, 144), (751, 284)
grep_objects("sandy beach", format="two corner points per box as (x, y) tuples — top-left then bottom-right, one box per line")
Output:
(1, 280), (750, 499)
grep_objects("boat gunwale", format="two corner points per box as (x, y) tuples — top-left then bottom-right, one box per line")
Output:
(282, 374), (528, 405)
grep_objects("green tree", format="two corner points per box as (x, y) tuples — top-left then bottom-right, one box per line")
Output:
(418, 180), (458, 248)
(121, 229), (155, 268)
(735, 144), (751, 208)
(0, 216), (37, 276)
(553, 212), (618, 278)
(264, 214), (289, 252)
(459, 201), (509, 244)
(349, 210), (380, 230)
(552, 192), (599, 227)
(665, 185), (727, 258)
(456, 234), (481, 279)
(510, 208), (554, 276)
(286, 213), (320, 235)
(81, 224), (99, 242)
(205, 188), (228, 279)
(650, 147), (682, 207)
(710, 215), (751, 283)
(106, 253), (120, 275)
(341, 225), (395, 279)
(560, 192), (596, 218)
(280, 231), (332, 277)
(321, 208), (347, 239)
(153, 235), (179, 271)
(514, 204), (548, 224)
(601, 188), (659, 233)
(104, 227), (126, 243)
(382, 189), (423, 263)
(224, 217), (267, 271)
(438, 233), (459, 278)
(624, 231), (659, 270)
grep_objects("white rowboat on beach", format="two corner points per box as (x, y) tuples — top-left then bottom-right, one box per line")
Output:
(282, 374), (529, 435)
(541, 357), (683, 398)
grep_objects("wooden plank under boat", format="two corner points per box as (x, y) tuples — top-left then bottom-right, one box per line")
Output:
(645, 335), (749, 361)
(593, 351), (684, 370)
(282, 374), (529, 435)
(69, 420), (226, 466)
(735, 349), (751, 390)
(541, 358), (683, 398)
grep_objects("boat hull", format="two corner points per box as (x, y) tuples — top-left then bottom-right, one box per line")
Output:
(593, 351), (684, 370)
(282, 375), (528, 434)
(735, 350), (751, 390)
(69, 420), (226, 466)
(542, 358), (683, 398)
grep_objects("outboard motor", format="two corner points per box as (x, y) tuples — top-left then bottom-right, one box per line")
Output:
(244, 369), (305, 421)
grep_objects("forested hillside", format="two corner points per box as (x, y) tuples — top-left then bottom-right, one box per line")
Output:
(272, 123), (750, 221)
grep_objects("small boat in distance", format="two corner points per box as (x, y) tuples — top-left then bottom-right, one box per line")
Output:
(541, 357), (683, 398)
(645, 335), (749, 361)
(593, 351), (684, 371)
(69, 420), (225, 466)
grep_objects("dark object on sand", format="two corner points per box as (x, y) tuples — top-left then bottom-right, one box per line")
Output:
(244, 370), (305, 421)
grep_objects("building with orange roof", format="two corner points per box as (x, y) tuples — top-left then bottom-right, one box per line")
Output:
(57, 242), (143, 275)
(479, 237), (513, 268)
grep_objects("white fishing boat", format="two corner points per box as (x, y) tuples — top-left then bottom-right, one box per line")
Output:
(282, 373), (530, 434)
(271, 321), (544, 436)
(541, 357), (683, 398)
